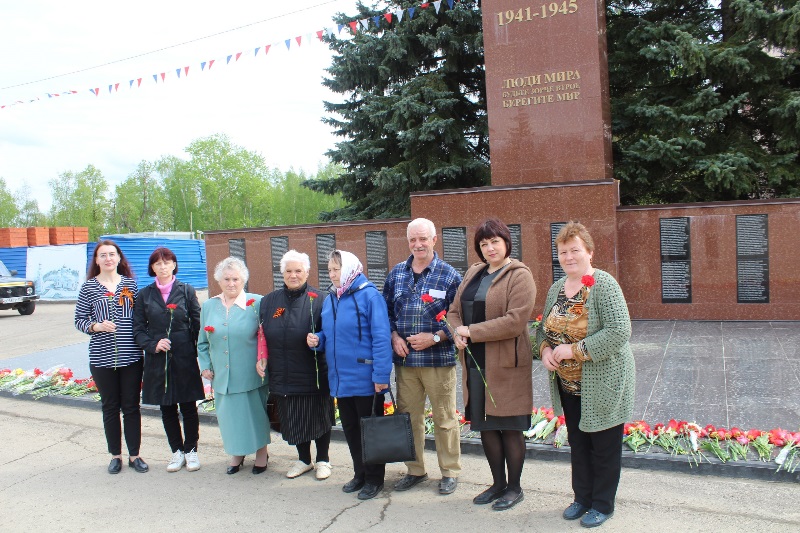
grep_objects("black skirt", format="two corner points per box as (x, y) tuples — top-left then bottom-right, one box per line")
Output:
(276, 394), (335, 445)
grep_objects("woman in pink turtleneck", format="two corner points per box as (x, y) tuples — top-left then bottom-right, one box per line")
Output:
(133, 247), (204, 473)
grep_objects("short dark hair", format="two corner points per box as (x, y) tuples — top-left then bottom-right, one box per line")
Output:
(147, 247), (178, 277)
(473, 218), (512, 263)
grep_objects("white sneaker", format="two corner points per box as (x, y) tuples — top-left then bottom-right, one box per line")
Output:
(315, 461), (332, 480)
(286, 460), (314, 478)
(167, 450), (185, 472)
(185, 449), (200, 472)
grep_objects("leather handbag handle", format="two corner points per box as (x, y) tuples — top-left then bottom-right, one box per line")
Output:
(371, 388), (396, 417)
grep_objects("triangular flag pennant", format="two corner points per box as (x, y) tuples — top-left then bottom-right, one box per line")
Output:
(137, 78), (142, 87)
(201, 61), (207, 70)
(264, 44), (271, 55)
(408, 7), (416, 18)
(372, 15), (381, 28)
(176, 68), (181, 78)
(209, 59), (215, 69)
(108, 85), (113, 94)
(184, 66), (189, 76)
(384, 13), (393, 24)
(324, 26), (334, 36)
(129, 80), (134, 88)
(395, 9), (404, 22)
(235, 52), (242, 61)
(421, 2), (430, 8)
(285, 38), (291, 50)
(160, 72), (166, 81)
(254, 47), (260, 56)
(337, 23), (345, 33)
(295, 36), (302, 46)
(153, 74), (158, 83)
(348, 21), (358, 33)
(114, 83), (119, 91)
(316, 30), (324, 41)
(447, 0), (453, 8)
(359, 18), (369, 30)
(226, 54), (233, 64)
(434, 1), (442, 13)
(93, 88), (99, 96)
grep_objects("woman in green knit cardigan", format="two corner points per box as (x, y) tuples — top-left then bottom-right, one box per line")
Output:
(534, 222), (635, 529)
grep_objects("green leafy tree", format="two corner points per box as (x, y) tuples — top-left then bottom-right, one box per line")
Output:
(48, 165), (110, 239)
(110, 160), (171, 233)
(607, 0), (800, 204)
(0, 177), (19, 226)
(13, 182), (45, 227)
(270, 164), (347, 225)
(305, 0), (489, 220)
(158, 155), (200, 232)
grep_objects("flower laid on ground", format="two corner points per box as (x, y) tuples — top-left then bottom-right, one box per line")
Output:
(383, 400), (394, 416)
(422, 406), (468, 435)
(0, 366), (98, 401)
(199, 383), (216, 412)
(624, 420), (653, 453)
(436, 309), (496, 407)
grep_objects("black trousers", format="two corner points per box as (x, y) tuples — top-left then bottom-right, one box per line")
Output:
(338, 394), (386, 485)
(160, 402), (200, 453)
(559, 387), (624, 515)
(91, 359), (144, 456)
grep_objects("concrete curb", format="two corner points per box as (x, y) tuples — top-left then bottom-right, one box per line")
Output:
(2, 389), (797, 484)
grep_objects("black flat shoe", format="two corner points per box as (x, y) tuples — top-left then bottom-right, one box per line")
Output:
(580, 509), (614, 528)
(128, 457), (149, 473)
(108, 458), (122, 474)
(563, 501), (591, 520)
(473, 486), (507, 505)
(492, 490), (524, 511)
(342, 478), (365, 493)
(393, 473), (428, 491)
(439, 477), (458, 495)
(227, 458), (245, 475)
(357, 483), (384, 500)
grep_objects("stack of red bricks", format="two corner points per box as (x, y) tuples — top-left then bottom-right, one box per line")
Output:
(0, 227), (89, 247)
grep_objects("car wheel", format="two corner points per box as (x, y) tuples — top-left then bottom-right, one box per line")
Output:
(18, 302), (35, 315)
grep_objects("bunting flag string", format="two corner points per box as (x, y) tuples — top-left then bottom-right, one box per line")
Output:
(1, 0), (462, 111)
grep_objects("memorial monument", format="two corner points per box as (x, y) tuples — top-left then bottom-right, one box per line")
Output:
(206, 0), (800, 320)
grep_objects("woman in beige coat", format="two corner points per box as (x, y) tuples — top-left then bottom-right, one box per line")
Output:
(448, 218), (536, 511)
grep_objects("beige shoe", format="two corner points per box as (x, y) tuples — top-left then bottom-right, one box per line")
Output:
(315, 461), (332, 480)
(286, 460), (314, 478)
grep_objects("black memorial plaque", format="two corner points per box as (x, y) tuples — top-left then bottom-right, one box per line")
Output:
(659, 217), (691, 303)
(442, 227), (468, 277)
(365, 231), (389, 291)
(228, 238), (249, 291)
(736, 214), (769, 303)
(508, 224), (522, 261)
(550, 222), (566, 282)
(270, 236), (289, 291)
(316, 233), (336, 281)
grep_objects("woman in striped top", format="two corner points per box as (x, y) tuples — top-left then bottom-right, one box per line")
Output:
(74, 240), (147, 475)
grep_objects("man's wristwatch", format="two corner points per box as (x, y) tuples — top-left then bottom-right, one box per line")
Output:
(432, 333), (441, 343)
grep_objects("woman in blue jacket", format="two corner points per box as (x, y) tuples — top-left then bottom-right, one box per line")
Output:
(307, 250), (392, 501)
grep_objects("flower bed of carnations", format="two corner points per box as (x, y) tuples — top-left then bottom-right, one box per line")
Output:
(3, 367), (798, 477)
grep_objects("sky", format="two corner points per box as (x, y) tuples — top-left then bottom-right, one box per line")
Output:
(0, 0), (362, 211)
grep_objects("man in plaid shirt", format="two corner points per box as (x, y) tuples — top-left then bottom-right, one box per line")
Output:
(383, 218), (462, 495)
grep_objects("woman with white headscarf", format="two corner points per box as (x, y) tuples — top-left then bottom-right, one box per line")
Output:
(307, 250), (392, 501)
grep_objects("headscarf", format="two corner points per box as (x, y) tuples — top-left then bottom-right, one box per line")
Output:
(336, 250), (363, 299)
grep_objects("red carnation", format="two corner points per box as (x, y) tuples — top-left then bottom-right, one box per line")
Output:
(581, 275), (595, 287)
(536, 314), (543, 321)
(104, 291), (114, 297)
(166, 303), (177, 310)
(246, 298), (256, 307)
(204, 326), (215, 333)
(421, 294), (434, 304)
(435, 310), (447, 322)
(308, 291), (318, 299)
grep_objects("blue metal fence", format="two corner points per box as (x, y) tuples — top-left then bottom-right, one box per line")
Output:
(0, 247), (29, 277)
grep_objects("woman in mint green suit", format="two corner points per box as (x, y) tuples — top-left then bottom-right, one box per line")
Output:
(198, 257), (269, 475)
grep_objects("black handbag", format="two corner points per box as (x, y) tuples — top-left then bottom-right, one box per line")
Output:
(360, 389), (416, 465)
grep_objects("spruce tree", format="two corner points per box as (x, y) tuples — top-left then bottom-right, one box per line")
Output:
(608, 0), (800, 204)
(305, 0), (489, 221)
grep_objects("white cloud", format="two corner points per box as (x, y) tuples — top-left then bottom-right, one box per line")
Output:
(0, 0), (359, 210)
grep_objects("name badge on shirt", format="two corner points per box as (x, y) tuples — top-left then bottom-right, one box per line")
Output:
(428, 289), (446, 299)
